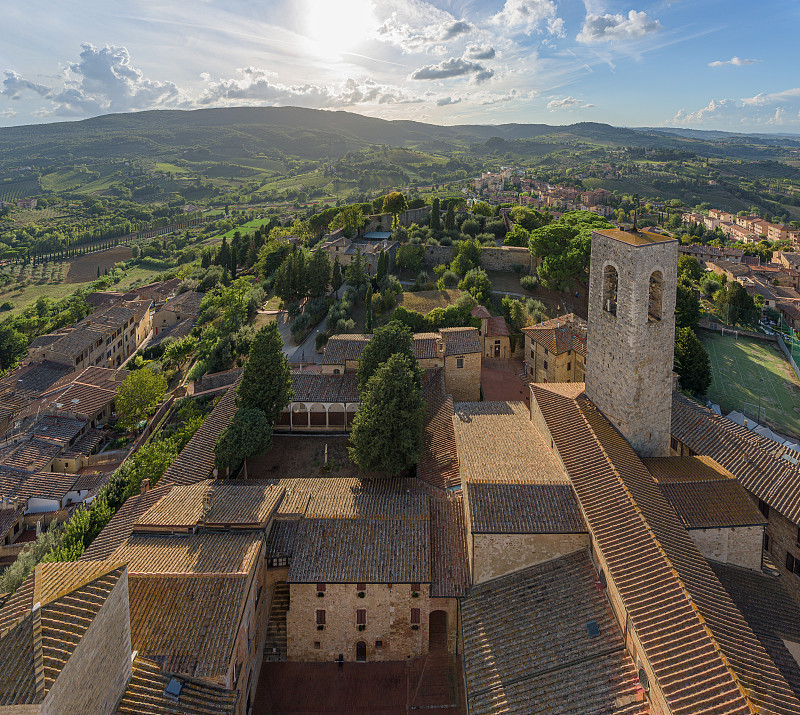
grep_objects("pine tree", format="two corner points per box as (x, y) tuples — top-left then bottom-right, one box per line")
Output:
(236, 323), (293, 423)
(331, 257), (343, 294)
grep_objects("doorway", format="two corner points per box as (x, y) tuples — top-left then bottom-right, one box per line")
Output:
(356, 641), (367, 662)
(429, 611), (447, 652)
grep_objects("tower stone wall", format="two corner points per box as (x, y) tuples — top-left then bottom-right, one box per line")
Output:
(585, 229), (678, 457)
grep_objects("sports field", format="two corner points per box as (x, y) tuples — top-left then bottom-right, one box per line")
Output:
(701, 331), (800, 438)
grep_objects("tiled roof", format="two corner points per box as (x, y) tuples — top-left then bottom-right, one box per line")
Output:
(429, 493), (469, 597)
(149, 316), (196, 349)
(467, 483), (586, 534)
(0, 506), (23, 541)
(321, 334), (370, 365)
(533, 383), (800, 715)
(461, 550), (648, 715)
(672, 392), (800, 523)
(161, 385), (238, 487)
(521, 313), (587, 356)
(15, 472), (79, 501)
(50, 381), (116, 419)
(162, 291), (204, 315)
(265, 519), (300, 559)
(0, 360), (72, 397)
(453, 401), (568, 484)
(128, 573), (245, 679)
(657, 478), (767, 529)
(0, 439), (60, 473)
(470, 305), (491, 319)
(418, 369), (460, 490)
(485, 316), (509, 337)
(439, 327), (481, 355)
(58, 428), (106, 459)
(290, 372), (359, 403)
(116, 655), (237, 715)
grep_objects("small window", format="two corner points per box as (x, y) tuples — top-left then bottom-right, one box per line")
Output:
(786, 552), (795, 573)
(333, 369), (340, 375)
(456, 357), (464, 369)
(357, 582), (366, 592)
(316, 610), (326, 625)
(648, 271), (663, 322)
(356, 609), (366, 625)
(411, 583), (420, 592)
(603, 264), (618, 315)
(314, 641), (321, 650)
(375, 640), (383, 651)
(567, 361), (571, 372)
(759, 500), (770, 519)
(317, 582), (326, 593)
(670, 437), (678, 451)
(764, 533), (770, 553)
(530, 349), (534, 359)
(494, 339), (500, 345)
(411, 608), (420, 625)
(544, 347), (549, 356)
(543, 360), (548, 370)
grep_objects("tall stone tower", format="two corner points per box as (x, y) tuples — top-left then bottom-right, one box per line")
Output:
(585, 228), (678, 457)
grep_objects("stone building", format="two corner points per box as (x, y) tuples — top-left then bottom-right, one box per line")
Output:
(471, 306), (511, 359)
(153, 290), (203, 336)
(521, 313), (587, 383)
(585, 228), (678, 457)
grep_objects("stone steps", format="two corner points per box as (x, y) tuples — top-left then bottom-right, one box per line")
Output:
(263, 582), (290, 662)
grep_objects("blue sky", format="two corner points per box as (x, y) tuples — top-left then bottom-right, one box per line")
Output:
(1, 0), (799, 131)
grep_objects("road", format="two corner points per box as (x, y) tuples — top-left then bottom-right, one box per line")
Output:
(280, 284), (347, 364)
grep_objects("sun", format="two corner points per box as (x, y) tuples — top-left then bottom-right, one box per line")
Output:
(304, 0), (378, 58)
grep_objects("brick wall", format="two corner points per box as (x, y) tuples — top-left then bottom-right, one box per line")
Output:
(689, 526), (763, 571)
(472, 534), (590, 583)
(42, 569), (132, 715)
(287, 583), (437, 662)
(444, 353), (480, 402)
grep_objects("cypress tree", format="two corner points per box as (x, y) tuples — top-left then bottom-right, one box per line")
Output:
(431, 197), (441, 231)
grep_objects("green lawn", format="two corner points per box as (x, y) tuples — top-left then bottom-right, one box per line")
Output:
(2, 280), (93, 316)
(700, 331), (800, 438)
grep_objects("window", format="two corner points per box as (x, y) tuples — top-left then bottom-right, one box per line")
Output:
(314, 641), (321, 650)
(670, 437), (678, 452)
(333, 369), (340, 375)
(764, 533), (770, 553)
(456, 357), (464, 369)
(375, 640), (383, 651)
(567, 362), (571, 372)
(648, 271), (663, 322)
(357, 582), (366, 592)
(411, 583), (420, 592)
(530, 349), (534, 359)
(758, 500), (770, 519)
(603, 264), (618, 315)
(316, 610), (326, 625)
(495, 339), (500, 346)
(411, 608), (420, 625)
(356, 609), (367, 625)
(317, 582), (326, 593)
(543, 360), (548, 370)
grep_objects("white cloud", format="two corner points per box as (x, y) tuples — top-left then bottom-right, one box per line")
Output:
(437, 96), (462, 106)
(491, 0), (564, 36)
(1, 70), (50, 100)
(742, 88), (800, 106)
(672, 88), (800, 127)
(547, 95), (593, 109)
(376, 1), (476, 54)
(0, 109), (18, 118)
(577, 10), (661, 43)
(466, 45), (496, 60)
(410, 57), (494, 83)
(708, 56), (757, 67)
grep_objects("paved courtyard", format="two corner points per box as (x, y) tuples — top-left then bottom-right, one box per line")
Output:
(480, 358), (530, 406)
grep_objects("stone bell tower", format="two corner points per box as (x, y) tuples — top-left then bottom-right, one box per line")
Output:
(584, 227), (678, 457)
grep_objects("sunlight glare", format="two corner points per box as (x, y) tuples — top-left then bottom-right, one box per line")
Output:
(304, 0), (377, 58)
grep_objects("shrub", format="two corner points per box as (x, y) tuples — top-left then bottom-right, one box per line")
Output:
(520, 275), (538, 292)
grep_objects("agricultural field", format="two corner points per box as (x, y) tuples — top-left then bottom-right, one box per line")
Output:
(396, 289), (464, 314)
(1, 279), (92, 317)
(65, 246), (132, 283)
(700, 331), (800, 438)
(0, 178), (41, 201)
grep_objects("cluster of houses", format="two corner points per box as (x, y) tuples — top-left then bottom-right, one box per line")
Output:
(682, 208), (800, 245)
(3, 226), (800, 714)
(0, 198), (37, 210)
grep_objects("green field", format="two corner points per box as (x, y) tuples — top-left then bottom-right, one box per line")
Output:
(701, 331), (800, 438)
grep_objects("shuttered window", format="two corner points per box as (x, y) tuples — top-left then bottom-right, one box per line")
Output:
(357, 609), (366, 625)
(411, 608), (420, 625)
(316, 610), (326, 625)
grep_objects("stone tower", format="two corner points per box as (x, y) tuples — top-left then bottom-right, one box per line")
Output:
(585, 228), (678, 457)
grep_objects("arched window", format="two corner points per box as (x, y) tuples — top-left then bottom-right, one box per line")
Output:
(603, 265), (618, 315)
(648, 271), (663, 322)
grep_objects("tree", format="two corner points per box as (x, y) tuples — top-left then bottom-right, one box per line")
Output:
(365, 284), (374, 333)
(451, 237), (481, 276)
(445, 204), (455, 231)
(674, 327), (712, 396)
(377, 250), (388, 284)
(345, 247), (368, 288)
(214, 407), (273, 472)
(0, 323), (29, 373)
(330, 205), (365, 238)
(97, 266), (100, 278)
(395, 244), (424, 274)
(307, 249), (331, 298)
(216, 237), (231, 271)
(675, 280), (701, 330)
(357, 321), (421, 392)
(349, 353), (425, 475)
(237, 323), (293, 424)
(431, 198), (441, 231)
(461, 218), (480, 237)
(504, 224), (530, 247)
(331, 256), (344, 294)
(459, 268), (492, 304)
(116, 369), (168, 430)
(677, 255), (703, 282)
(715, 281), (757, 325)
(274, 249), (308, 303)
(510, 206), (549, 231)
(472, 201), (493, 217)
(382, 192), (408, 228)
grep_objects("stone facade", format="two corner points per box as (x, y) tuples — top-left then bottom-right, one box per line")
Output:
(444, 352), (480, 402)
(760, 501), (800, 599)
(471, 534), (590, 584)
(286, 583), (458, 663)
(42, 569), (132, 715)
(585, 229), (678, 457)
(525, 336), (585, 383)
(421, 244), (533, 273)
(689, 526), (764, 572)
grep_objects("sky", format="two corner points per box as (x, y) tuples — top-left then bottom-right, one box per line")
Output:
(1, 0), (799, 132)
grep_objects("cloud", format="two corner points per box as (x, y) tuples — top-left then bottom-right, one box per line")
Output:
(0, 109), (18, 118)
(47, 43), (180, 116)
(437, 96), (462, 106)
(577, 10), (661, 43)
(441, 21), (473, 40)
(1, 70), (50, 100)
(742, 87), (800, 106)
(547, 95), (593, 109)
(708, 56), (758, 67)
(466, 45), (496, 60)
(672, 88), (800, 127)
(376, 2), (477, 54)
(491, 0), (564, 35)
(410, 56), (494, 83)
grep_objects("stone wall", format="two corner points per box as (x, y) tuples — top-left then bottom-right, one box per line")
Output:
(287, 582), (447, 662)
(689, 526), (764, 571)
(585, 231), (678, 457)
(471, 534), (590, 584)
(421, 244), (532, 273)
(43, 568), (132, 715)
(761, 503), (800, 601)
(444, 352), (481, 402)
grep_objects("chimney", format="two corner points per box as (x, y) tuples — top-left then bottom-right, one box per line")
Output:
(140, 478), (150, 495)
(201, 490), (212, 524)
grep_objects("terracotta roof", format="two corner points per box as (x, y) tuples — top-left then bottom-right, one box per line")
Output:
(439, 327), (481, 354)
(470, 305), (491, 319)
(265, 519), (300, 560)
(533, 383), (800, 715)
(672, 392), (800, 523)
(116, 655), (237, 715)
(412, 334), (441, 360)
(485, 315), (509, 337)
(467, 483), (586, 534)
(321, 334), (370, 365)
(417, 369), (460, 490)
(128, 573), (246, 679)
(461, 550), (648, 715)
(429, 494), (469, 597)
(161, 385), (238, 487)
(161, 291), (204, 316)
(453, 401), (568, 484)
(0, 506), (23, 541)
(521, 313), (587, 356)
(595, 227), (675, 247)
(290, 372), (359, 403)
(0, 361), (72, 396)
(0, 440), (60, 473)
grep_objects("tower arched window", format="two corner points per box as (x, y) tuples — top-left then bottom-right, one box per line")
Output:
(603, 265), (618, 315)
(648, 271), (663, 322)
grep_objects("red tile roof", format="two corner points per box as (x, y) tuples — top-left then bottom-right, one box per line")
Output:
(522, 313), (587, 356)
(485, 316), (508, 337)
